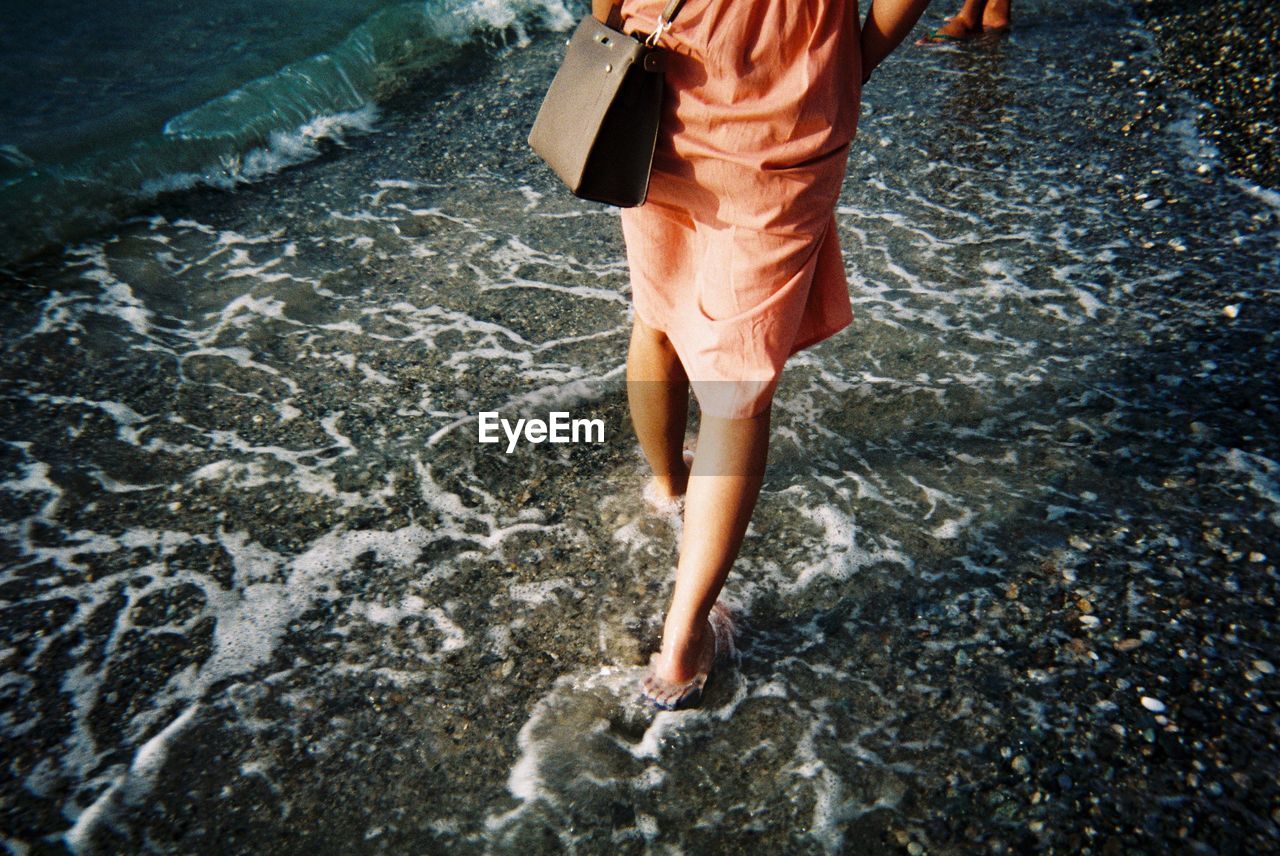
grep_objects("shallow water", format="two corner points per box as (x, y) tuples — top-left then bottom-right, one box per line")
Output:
(2, 0), (1279, 852)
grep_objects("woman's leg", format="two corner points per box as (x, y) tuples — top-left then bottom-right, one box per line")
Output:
(627, 316), (691, 501)
(645, 405), (771, 700)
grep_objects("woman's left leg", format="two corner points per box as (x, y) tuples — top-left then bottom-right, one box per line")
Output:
(627, 316), (691, 502)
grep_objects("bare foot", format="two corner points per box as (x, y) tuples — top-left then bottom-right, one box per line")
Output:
(643, 618), (716, 709)
(643, 449), (694, 512)
(982, 0), (1011, 31)
(642, 603), (734, 710)
(916, 15), (983, 45)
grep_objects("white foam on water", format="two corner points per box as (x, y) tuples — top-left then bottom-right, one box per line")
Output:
(1217, 449), (1280, 525)
(352, 594), (428, 626)
(444, 0), (576, 44)
(481, 236), (632, 305)
(145, 106), (381, 198)
(0, 443), (64, 519)
(507, 578), (576, 607)
(778, 498), (914, 594)
(486, 664), (732, 844)
(428, 607), (469, 652)
(33, 247), (158, 339)
(790, 705), (909, 855)
(7, 514), (479, 848)
(1168, 114), (1280, 213)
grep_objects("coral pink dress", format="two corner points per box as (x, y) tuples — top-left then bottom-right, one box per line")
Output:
(620, 0), (862, 418)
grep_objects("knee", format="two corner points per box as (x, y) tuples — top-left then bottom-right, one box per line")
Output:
(632, 316), (677, 355)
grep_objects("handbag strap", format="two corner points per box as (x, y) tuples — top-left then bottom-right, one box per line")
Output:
(604, 0), (688, 45)
(659, 0), (687, 24)
(645, 0), (688, 46)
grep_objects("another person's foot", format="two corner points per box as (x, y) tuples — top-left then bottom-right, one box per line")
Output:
(918, 0), (1011, 45)
(642, 603), (733, 710)
(981, 0), (1011, 32)
(916, 16), (983, 45)
(977, 0), (1008, 32)
(643, 449), (694, 513)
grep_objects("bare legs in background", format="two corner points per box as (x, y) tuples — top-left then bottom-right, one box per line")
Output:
(916, 0), (1011, 44)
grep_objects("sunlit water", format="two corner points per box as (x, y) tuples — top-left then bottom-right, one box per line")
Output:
(2, 0), (1278, 852)
(0, 0), (573, 265)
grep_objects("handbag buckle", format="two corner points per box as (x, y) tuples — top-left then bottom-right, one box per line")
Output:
(644, 15), (671, 48)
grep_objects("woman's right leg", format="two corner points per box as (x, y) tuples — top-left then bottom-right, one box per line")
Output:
(627, 316), (773, 703)
(644, 406), (771, 706)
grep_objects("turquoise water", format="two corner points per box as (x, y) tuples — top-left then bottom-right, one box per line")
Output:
(0, 0), (574, 266)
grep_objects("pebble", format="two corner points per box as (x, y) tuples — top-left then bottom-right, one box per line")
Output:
(1115, 638), (1143, 651)
(1252, 659), (1275, 675)
(1248, 552), (1266, 563)
(1012, 755), (1031, 774)
(1222, 303), (1240, 318)
(1079, 615), (1101, 628)
(907, 843), (924, 856)
(1140, 696), (1166, 713)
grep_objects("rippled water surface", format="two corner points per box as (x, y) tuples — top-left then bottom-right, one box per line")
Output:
(2, 0), (1278, 852)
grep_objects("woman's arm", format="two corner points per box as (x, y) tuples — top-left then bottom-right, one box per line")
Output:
(860, 0), (933, 84)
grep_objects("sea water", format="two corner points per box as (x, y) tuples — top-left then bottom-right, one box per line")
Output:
(0, 0), (574, 266)
(1, 0), (1278, 852)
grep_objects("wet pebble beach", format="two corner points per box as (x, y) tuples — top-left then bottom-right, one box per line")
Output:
(1138, 0), (1280, 190)
(1, 0), (1278, 853)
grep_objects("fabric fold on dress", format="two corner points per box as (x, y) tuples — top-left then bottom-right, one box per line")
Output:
(620, 0), (862, 419)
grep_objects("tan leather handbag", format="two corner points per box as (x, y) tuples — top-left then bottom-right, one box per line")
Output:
(527, 0), (686, 207)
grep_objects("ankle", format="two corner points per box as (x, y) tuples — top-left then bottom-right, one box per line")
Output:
(651, 470), (687, 500)
(651, 453), (691, 498)
(982, 0), (1010, 27)
(661, 609), (710, 654)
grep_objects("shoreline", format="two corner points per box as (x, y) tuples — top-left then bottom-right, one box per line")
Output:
(1136, 0), (1280, 190)
(3, 0), (1274, 276)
